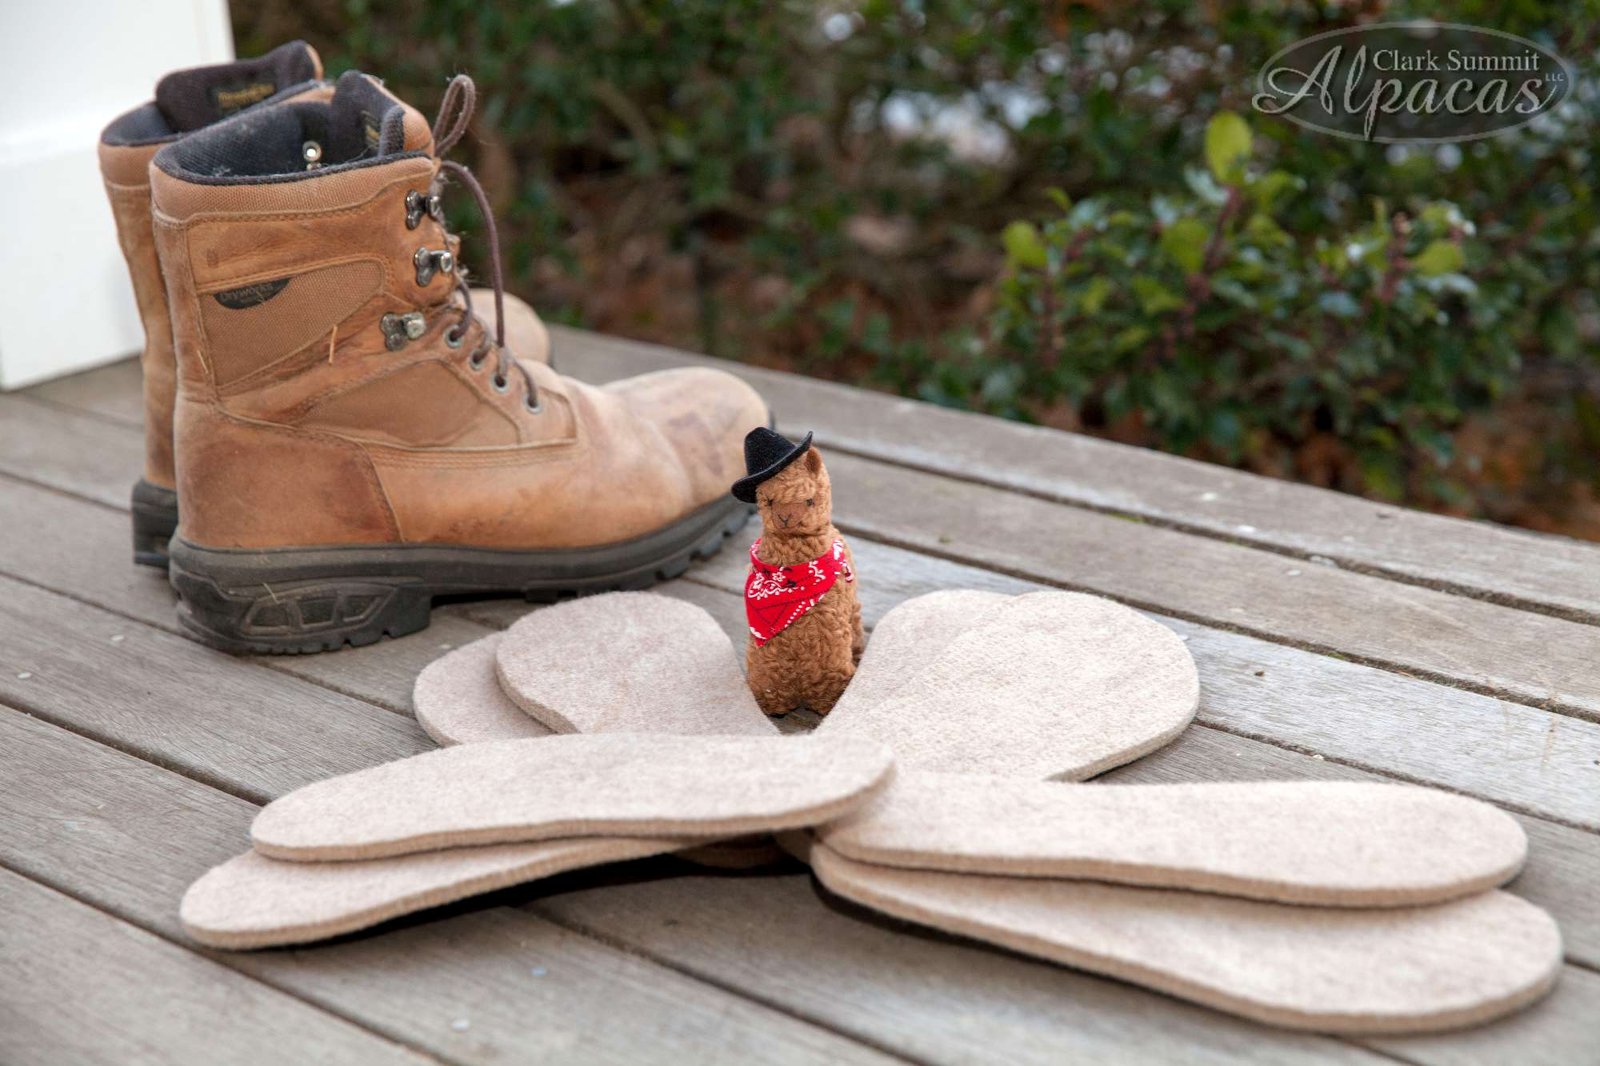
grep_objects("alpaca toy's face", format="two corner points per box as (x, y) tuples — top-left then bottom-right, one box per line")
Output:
(756, 448), (833, 537)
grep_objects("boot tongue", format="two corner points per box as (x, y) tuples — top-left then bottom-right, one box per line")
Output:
(328, 71), (435, 159)
(154, 41), (323, 132)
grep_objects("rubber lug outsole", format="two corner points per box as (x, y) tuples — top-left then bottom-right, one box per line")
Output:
(168, 496), (754, 655)
(132, 479), (179, 570)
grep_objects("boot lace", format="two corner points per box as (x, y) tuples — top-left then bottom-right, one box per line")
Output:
(422, 75), (539, 412)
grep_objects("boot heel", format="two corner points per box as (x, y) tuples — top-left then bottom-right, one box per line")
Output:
(131, 480), (179, 569)
(168, 541), (433, 655)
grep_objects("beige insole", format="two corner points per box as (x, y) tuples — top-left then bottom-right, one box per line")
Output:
(811, 844), (1561, 1034)
(251, 733), (894, 861)
(829, 589), (1011, 719)
(182, 835), (689, 950)
(193, 587), (1557, 1037)
(413, 632), (552, 747)
(820, 590), (1198, 779)
(497, 592), (776, 736)
(820, 772), (1526, 906)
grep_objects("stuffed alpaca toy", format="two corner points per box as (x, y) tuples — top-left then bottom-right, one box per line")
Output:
(733, 428), (864, 716)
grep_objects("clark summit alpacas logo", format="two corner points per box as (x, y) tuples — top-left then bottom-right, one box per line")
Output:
(1253, 22), (1572, 143)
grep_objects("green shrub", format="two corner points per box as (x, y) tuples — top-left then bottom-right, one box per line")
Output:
(235, 0), (1600, 531)
(971, 113), (1522, 501)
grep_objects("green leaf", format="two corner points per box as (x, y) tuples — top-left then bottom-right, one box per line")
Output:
(1159, 218), (1209, 274)
(1078, 276), (1114, 316)
(1132, 276), (1183, 316)
(1002, 221), (1048, 270)
(1250, 169), (1300, 210)
(1204, 111), (1252, 185)
(1412, 240), (1465, 277)
(1112, 325), (1152, 353)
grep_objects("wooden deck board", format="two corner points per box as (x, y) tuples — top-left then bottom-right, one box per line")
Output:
(6, 340), (1600, 1061)
(21, 353), (1600, 728)
(0, 711), (900, 1066)
(4, 470), (1596, 844)
(6, 385), (1598, 835)
(556, 326), (1600, 624)
(0, 868), (438, 1066)
(0, 703), (1394, 1066)
(5, 490), (1596, 972)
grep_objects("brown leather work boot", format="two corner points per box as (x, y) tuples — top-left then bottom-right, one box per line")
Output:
(99, 42), (550, 570)
(149, 72), (766, 653)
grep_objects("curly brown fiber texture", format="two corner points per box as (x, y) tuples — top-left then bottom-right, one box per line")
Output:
(745, 445), (865, 716)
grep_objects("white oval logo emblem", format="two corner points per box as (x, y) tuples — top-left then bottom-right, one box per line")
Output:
(1253, 22), (1572, 143)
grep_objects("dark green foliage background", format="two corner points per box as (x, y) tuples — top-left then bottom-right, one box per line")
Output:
(236, 1), (1600, 534)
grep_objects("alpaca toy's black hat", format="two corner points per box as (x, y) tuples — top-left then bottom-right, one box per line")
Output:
(731, 428), (813, 503)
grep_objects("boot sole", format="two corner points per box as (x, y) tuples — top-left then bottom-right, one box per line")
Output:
(167, 496), (754, 655)
(132, 479), (180, 569)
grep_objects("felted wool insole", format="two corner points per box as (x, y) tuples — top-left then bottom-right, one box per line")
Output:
(820, 590), (1198, 779)
(810, 844), (1561, 1034)
(413, 632), (552, 747)
(829, 589), (1012, 719)
(410, 604), (786, 871)
(251, 733), (894, 861)
(182, 836), (689, 950)
(497, 592), (776, 736)
(820, 773), (1527, 906)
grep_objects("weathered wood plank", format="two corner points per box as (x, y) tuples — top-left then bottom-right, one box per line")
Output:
(686, 532), (1600, 833)
(535, 869), (1398, 1066)
(6, 442), (1599, 837)
(560, 330), (1600, 718)
(15, 355), (1600, 726)
(0, 571), (433, 802)
(21, 356), (145, 426)
(0, 868), (436, 1066)
(3, 537), (1595, 1062)
(824, 451), (1600, 723)
(12, 347), (1600, 1011)
(0, 708), (1381, 1066)
(3, 471), (1597, 967)
(552, 327), (1600, 624)
(0, 394), (138, 508)
(1098, 717), (1600, 972)
(0, 710), (897, 1066)
(1370, 964), (1600, 1064)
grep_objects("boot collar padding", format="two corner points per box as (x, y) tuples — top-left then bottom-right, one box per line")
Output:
(153, 40), (324, 133)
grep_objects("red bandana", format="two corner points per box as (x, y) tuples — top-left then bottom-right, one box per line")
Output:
(744, 537), (853, 646)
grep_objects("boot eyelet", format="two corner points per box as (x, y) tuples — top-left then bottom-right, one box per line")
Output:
(405, 191), (446, 229)
(445, 326), (465, 348)
(491, 374), (510, 393)
(524, 392), (543, 414)
(414, 247), (454, 286)
(380, 311), (427, 351)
